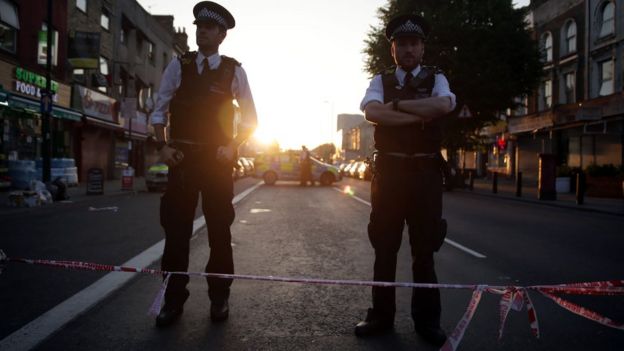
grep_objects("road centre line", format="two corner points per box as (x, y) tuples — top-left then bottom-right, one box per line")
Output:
(0, 181), (264, 351)
(333, 187), (487, 259)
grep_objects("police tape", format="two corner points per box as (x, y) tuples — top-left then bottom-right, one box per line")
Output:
(1, 250), (622, 351)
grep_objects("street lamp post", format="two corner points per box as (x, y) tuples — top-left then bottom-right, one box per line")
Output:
(41, 0), (53, 182)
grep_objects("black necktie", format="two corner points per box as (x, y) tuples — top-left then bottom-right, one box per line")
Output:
(403, 72), (414, 88)
(201, 58), (209, 75)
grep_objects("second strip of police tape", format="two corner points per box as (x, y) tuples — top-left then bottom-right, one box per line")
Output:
(1, 251), (622, 351)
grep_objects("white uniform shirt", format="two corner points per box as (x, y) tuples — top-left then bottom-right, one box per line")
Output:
(360, 65), (456, 112)
(151, 51), (257, 135)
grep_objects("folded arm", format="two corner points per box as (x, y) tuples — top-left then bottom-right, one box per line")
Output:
(395, 96), (454, 120)
(364, 101), (425, 126)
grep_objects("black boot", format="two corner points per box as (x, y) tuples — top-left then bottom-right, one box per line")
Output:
(414, 323), (447, 347)
(210, 300), (229, 322)
(155, 304), (183, 327)
(354, 309), (393, 337)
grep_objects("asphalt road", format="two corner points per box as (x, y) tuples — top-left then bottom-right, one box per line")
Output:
(1, 176), (623, 350)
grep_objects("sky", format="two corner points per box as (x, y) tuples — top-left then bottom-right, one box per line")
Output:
(138, 0), (531, 150)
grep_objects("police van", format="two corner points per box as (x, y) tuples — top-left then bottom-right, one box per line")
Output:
(254, 151), (341, 186)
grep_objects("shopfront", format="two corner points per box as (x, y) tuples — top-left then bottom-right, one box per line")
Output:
(508, 112), (555, 181)
(0, 62), (80, 162)
(72, 85), (121, 181)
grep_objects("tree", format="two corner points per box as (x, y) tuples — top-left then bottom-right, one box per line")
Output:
(363, 0), (542, 156)
(313, 143), (337, 163)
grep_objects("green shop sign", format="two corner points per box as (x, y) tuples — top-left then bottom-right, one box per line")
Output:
(14, 67), (59, 93)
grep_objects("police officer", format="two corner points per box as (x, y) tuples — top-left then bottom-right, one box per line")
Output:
(355, 14), (456, 347)
(299, 145), (313, 186)
(150, 1), (257, 327)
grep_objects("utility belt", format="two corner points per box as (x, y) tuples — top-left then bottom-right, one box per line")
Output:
(372, 151), (441, 173)
(170, 139), (220, 154)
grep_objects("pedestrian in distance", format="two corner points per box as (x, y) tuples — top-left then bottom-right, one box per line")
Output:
(299, 145), (314, 186)
(355, 13), (456, 347)
(150, 1), (258, 327)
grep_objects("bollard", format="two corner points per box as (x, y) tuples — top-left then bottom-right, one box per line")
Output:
(516, 171), (522, 197)
(492, 172), (498, 194)
(576, 172), (584, 205)
(468, 170), (474, 191)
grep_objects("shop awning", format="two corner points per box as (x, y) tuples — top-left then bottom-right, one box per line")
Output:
(85, 116), (124, 130)
(8, 95), (82, 121)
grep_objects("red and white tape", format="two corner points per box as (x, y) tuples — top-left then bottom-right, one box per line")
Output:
(1, 251), (622, 351)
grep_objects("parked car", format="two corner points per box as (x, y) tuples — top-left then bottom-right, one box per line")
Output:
(146, 163), (169, 192)
(348, 161), (364, 178)
(233, 159), (245, 179)
(339, 161), (353, 177)
(254, 151), (341, 186)
(239, 157), (254, 176)
(356, 161), (373, 180)
(343, 161), (358, 177)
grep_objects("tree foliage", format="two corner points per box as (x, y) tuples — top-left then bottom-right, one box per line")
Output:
(363, 0), (543, 151)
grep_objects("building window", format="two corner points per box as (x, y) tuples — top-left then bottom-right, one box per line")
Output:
(599, 1), (615, 38)
(541, 32), (552, 62)
(100, 56), (109, 76)
(599, 60), (614, 96)
(120, 28), (126, 45)
(147, 41), (154, 64)
(135, 32), (144, 57)
(513, 96), (528, 116)
(539, 80), (552, 110)
(101, 11), (110, 31)
(38, 23), (58, 66)
(76, 0), (87, 13)
(565, 21), (576, 54)
(348, 128), (360, 151)
(0, 0), (19, 54)
(563, 72), (576, 104)
(73, 68), (85, 83)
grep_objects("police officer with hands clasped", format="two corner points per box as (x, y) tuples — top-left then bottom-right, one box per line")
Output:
(355, 14), (456, 347)
(150, 1), (257, 327)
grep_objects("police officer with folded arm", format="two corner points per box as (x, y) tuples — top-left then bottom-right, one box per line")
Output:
(150, 1), (257, 327)
(355, 14), (456, 347)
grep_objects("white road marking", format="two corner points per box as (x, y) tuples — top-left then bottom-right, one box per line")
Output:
(333, 186), (487, 259)
(0, 181), (263, 351)
(443, 239), (487, 258)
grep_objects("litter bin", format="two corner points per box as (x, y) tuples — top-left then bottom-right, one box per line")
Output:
(538, 153), (556, 200)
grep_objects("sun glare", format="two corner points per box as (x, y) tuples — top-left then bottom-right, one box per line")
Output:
(252, 126), (276, 145)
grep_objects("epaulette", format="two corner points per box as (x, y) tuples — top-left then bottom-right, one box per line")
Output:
(422, 65), (443, 75)
(221, 55), (241, 67)
(178, 51), (198, 65)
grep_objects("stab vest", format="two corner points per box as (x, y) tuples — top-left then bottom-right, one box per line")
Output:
(375, 66), (443, 154)
(169, 51), (238, 146)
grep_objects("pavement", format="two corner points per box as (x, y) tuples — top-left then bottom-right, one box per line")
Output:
(0, 177), (147, 210)
(459, 175), (624, 216)
(2, 175), (623, 216)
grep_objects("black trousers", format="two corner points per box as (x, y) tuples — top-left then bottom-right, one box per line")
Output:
(367, 157), (443, 326)
(160, 145), (235, 307)
(300, 161), (313, 185)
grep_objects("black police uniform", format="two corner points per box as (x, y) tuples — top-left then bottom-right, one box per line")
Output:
(160, 51), (240, 309)
(369, 66), (444, 325)
(155, 2), (249, 325)
(356, 14), (452, 346)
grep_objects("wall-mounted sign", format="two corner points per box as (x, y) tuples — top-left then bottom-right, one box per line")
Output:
(68, 31), (100, 69)
(37, 30), (59, 66)
(13, 67), (60, 102)
(74, 85), (117, 123)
